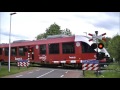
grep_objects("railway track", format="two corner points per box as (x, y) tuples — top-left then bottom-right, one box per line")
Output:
(1, 62), (81, 70)
(1, 62), (120, 72)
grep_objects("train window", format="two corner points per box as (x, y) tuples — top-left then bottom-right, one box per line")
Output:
(11, 47), (17, 56)
(81, 42), (96, 53)
(0, 48), (2, 55)
(62, 42), (75, 54)
(39, 44), (46, 54)
(49, 43), (59, 54)
(19, 47), (25, 56)
(24, 48), (28, 52)
(5, 48), (9, 56)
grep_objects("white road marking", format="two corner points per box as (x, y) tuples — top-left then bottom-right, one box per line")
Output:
(65, 71), (68, 73)
(60, 75), (64, 77)
(36, 70), (54, 78)
(16, 75), (23, 77)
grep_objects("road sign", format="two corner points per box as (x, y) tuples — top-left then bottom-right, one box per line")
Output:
(88, 33), (106, 41)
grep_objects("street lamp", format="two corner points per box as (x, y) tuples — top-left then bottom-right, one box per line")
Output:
(0, 13), (1, 44)
(8, 12), (16, 72)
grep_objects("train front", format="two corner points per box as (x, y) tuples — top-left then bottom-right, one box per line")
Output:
(75, 35), (110, 63)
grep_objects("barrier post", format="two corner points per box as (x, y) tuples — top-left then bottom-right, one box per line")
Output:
(83, 70), (85, 77)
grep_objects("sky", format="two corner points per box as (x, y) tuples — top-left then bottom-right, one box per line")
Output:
(0, 12), (120, 44)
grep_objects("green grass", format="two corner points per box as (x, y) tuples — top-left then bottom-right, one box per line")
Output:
(83, 62), (120, 78)
(83, 71), (103, 78)
(102, 71), (120, 78)
(0, 65), (37, 78)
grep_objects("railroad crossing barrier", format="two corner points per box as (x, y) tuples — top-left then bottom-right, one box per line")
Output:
(17, 60), (30, 69)
(81, 60), (99, 77)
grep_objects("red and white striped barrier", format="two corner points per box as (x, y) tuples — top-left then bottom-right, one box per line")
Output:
(17, 60), (30, 67)
(82, 63), (99, 70)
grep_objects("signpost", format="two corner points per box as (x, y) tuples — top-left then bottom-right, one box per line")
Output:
(87, 31), (106, 76)
(82, 31), (106, 77)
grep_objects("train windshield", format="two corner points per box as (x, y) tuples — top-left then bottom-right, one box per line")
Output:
(81, 42), (96, 53)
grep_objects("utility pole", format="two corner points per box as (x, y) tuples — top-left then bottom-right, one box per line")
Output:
(95, 31), (98, 58)
(95, 31), (99, 76)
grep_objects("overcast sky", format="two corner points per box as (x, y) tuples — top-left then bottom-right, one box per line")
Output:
(0, 12), (120, 43)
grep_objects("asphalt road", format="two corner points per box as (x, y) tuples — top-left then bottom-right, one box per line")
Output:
(2, 67), (83, 78)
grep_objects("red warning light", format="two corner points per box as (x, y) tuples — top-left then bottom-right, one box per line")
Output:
(28, 48), (32, 52)
(98, 43), (104, 49)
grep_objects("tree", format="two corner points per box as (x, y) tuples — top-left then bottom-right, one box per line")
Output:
(35, 33), (47, 40)
(98, 37), (111, 49)
(61, 28), (72, 36)
(36, 23), (72, 39)
(107, 34), (120, 63)
(46, 23), (61, 35)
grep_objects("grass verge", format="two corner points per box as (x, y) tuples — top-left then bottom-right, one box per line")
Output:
(0, 65), (37, 78)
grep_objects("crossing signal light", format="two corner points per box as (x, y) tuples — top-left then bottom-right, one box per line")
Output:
(91, 43), (104, 50)
(28, 47), (33, 52)
(98, 43), (104, 49)
(91, 43), (97, 49)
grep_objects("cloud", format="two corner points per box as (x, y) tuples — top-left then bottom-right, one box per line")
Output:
(93, 12), (119, 30)
(0, 12), (120, 43)
(73, 12), (120, 30)
(105, 12), (120, 17)
(94, 19), (119, 30)
(1, 31), (29, 39)
(58, 17), (70, 22)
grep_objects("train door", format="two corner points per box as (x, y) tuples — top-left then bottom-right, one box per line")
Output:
(28, 47), (34, 61)
(39, 44), (47, 63)
(32, 51), (34, 60)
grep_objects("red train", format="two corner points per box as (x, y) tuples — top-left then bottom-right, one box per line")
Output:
(0, 35), (108, 68)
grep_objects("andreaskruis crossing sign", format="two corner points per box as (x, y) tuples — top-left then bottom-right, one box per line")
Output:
(88, 33), (106, 41)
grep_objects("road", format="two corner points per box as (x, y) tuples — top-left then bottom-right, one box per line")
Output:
(2, 67), (83, 78)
